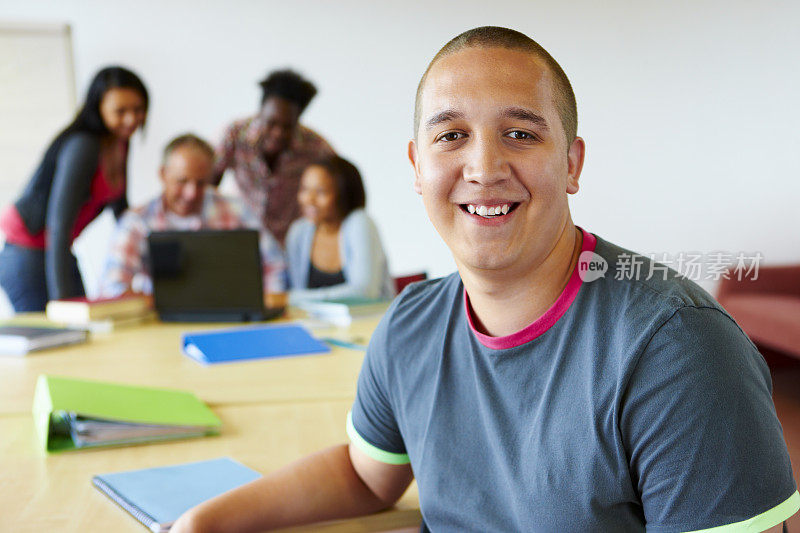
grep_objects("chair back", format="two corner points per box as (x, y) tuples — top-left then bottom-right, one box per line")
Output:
(393, 272), (428, 294)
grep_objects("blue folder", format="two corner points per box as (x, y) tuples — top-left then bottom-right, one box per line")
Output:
(92, 457), (261, 532)
(182, 324), (330, 365)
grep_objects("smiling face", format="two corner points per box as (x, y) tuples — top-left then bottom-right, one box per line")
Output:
(298, 165), (341, 226)
(99, 87), (146, 140)
(160, 145), (213, 217)
(409, 46), (584, 278)
(259, 96), (300, 158)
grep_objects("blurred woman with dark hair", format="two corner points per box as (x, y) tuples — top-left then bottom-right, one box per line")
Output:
(285, 155), (394, 302)
(0, 66), (148, 311)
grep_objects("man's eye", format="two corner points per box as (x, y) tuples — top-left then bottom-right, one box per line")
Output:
(507, 130), (535, 140)
(437, 132), (464, 142)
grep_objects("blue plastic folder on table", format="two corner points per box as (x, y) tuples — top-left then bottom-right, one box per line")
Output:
(92, 457), (261, 532)
(182, 324), (330, 364)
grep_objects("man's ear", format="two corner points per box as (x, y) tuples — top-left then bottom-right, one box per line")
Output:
(408, 139), (423, 195)
(566, 136), (585, 195)
(159, 166), (167, 186)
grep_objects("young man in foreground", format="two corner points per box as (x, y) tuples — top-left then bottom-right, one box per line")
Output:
(173, 27), (798, 532)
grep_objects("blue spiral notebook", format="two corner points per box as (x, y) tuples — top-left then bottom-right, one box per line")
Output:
(92, 457), (261, 532)
(181, 323), (330, 365)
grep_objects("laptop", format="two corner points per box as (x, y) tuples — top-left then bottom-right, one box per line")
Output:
(147, 229), (283, 322)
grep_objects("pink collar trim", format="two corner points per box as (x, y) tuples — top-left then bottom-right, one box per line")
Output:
(465, 227), (597, 350)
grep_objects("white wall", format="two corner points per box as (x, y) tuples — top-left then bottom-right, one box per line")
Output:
(1, 0), (798, 307)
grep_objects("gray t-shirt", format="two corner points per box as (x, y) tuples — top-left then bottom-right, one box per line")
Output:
(350, 232), (798, 532)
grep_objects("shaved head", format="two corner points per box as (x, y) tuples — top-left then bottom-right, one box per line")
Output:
(414, 26), (577, 145)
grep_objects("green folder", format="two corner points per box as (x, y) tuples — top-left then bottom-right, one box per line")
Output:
(32, 375), (222, 453)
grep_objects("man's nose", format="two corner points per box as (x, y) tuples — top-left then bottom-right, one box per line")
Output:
(269, 125), (289, 140)
(185, 183), (202, 200)
(462, 134), (510, 185)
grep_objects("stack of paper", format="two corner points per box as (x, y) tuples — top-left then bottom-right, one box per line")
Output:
(33, 375), (221, 452)
(298, 297), (391, 326)
(68, 414), (211, 447)
(0, 325), (87, 356)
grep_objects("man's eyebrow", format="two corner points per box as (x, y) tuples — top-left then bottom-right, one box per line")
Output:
(503, 107), (549, 129)
(424, 110), (465, 130)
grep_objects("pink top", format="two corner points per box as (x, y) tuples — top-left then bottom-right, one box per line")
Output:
(466, 227), (597, 350)
(0, 165), (125, 249)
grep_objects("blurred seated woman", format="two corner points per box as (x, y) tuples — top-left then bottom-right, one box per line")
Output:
(285, 155), (394, 303)
(0, 66), (148, 312)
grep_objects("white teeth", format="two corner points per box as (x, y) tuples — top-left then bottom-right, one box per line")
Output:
(466, 203), (512, 218)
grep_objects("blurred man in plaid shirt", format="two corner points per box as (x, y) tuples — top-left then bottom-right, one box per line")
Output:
(212, 70), (334, 245)
(100, 133), (285, 299)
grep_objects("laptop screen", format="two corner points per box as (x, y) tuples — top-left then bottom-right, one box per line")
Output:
(147, 230), (265, 321)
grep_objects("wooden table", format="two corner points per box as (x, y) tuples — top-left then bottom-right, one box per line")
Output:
(0, 400), (420, 532)
(0, 317), (379, 415)
(0, 315), (421, 531)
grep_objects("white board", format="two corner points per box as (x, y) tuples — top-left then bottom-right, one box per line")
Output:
(0, 21), (76, 207)
(0, 21), (75, 315)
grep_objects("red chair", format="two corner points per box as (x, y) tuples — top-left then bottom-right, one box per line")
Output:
(393, 272), (427, 294)
(716, 265), (800, 360)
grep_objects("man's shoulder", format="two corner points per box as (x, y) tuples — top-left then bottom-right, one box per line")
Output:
(366, 273), (461, 368)
(225, 115), (257, 133)
(581, 234), (746, 362)
(220, 115), (260, 147)
(590, 235), (722, 314)
(108, 200), (156, 246)
(385, 273), (462, 328)
(395, 271), (461, 300)
(119, 196), (160, 227)
(296, 124), (333, 153)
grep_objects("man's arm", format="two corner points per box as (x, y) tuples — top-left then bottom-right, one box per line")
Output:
(171, 443), (413, 533)
(210, 123), (237, 187)
(98, 212), (148, 298)
(621, 306), (798, 530)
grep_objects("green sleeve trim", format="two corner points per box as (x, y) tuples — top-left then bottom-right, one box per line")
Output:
(683, 490), (800, 532)
(346, 411), (410, 465)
